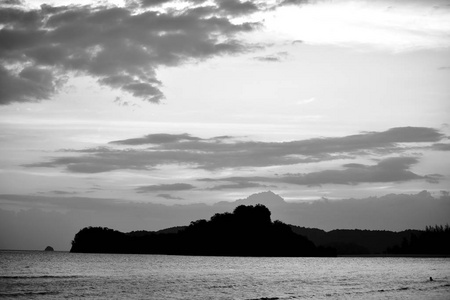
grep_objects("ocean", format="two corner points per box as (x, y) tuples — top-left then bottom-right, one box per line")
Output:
(1, 250), (449, 299)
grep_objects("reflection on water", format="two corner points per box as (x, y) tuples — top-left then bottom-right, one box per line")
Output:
(1, 251), (450, 299)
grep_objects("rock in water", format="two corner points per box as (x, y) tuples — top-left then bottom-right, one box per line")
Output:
(44, 246), (54, 251)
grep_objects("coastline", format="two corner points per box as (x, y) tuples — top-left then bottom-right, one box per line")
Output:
(338, 254), (450, 258)
(1, 249), (449, 258)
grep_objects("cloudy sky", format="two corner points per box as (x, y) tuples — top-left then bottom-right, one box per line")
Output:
(1, 0), (450, 249)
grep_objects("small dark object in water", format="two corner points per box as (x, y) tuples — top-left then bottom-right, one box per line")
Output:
(430, 277), (433, 281)
(45, 246), (54, 251)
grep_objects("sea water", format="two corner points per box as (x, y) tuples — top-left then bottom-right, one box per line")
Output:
(1, 251), (449, 299)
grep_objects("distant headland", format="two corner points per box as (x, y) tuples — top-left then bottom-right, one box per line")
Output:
(70, 204), (336, 256)
(70, 204), (449, 256)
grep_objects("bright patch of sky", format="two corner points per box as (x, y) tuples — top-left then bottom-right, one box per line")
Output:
(265, 0), (450, 52)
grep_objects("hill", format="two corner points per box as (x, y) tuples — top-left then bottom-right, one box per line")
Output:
(290, 226), (420, 255)
(70, 202), (449, 256)
(70, 204), (335, 256)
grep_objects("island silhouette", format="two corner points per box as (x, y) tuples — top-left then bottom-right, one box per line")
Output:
(70, 204), (449, 256)
(70, 204), (336, 256)
(385, 224), (450, 255)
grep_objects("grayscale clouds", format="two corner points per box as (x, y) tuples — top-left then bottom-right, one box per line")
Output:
(136, 183), (195, 193)
(1, 0), (449, 253)
(110, 133), (202, 145)
(0, 0), (260, 104)
(202, 156), (443, 188)
(156, 193), (184, 200)
(25, 126), (446, 187)
(254, 51), (288, 62)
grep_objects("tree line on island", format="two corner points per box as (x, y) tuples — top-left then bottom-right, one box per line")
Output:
(70, 204), (449, 256)
(385, 224), (450, 255)
(71, 204), (335, 256)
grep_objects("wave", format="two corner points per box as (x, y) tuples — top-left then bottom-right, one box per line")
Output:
(418, 282), (450, 291)
(0, 291), (60, 297)
(209, 284), (235, 289)
(374, 283), (450, 294)
(376, 287), (409, 292)
(0, 275), (82, 279)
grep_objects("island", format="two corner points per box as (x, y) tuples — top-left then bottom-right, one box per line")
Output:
(44, 246), (54, 251)
(70, 204), (450, 256)
(70, 204), (336, 256)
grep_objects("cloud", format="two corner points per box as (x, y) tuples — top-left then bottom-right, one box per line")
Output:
(1, 0), (23, 5)
(26, 151), (155, 173)
(136, 183), (196, 193)
(215, 0), (259, 16)
(201, 156), (442, 186)
(43, 190), (78, 195)
(0, 65), (65, 104)
(432, 143), (450, 151)
(0, 1), (259, 104)
(0, 193), (119, 211)
(156, 193), (184, 200)
(272, 190), (450, 231)
(139, 0), (173, 7)
(253, 51), (288, 62)
(279, 0), (308, 6)
(206, 181), (272, 190)
(280, 157), (427, 186)
(24, 126), (446, 173)
(110, 133), (202, 145)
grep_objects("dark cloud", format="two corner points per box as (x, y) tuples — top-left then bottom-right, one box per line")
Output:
(156, 193), (184, 200)
(280, 156), (426, 186)
(25, 126), (446, 174)
(26, 151), (154, 173)
(110, 133), (202, 145)
(216, 0), (259, 16)
(201, 156), (442, 186)
(254, 51), (288, 62)
(254, 56), (281, 62)
(207, 181), (272, 190)
(0, 6), (41, 28)
(432, 143), (450, 151)
(424, 174), (444, 184)
(110, 133), (236, 145)
(113, 96), (139, 107)
(0, 1), (259, 104)
(279, 0), (308, 6)
(0, 0), (24, 5)
(140, 0), (172, 7)
(0, 193), (119, 212)
(44, 190), (78, 195)
(0, 65), (65, 104)
(136, 183), (196, 193)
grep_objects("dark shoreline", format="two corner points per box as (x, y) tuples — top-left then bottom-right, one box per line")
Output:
(338, 254), (450, 258)
(2, 249), (449, 258)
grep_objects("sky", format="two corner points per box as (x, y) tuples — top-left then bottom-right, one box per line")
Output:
(1, 0), (450, 250)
